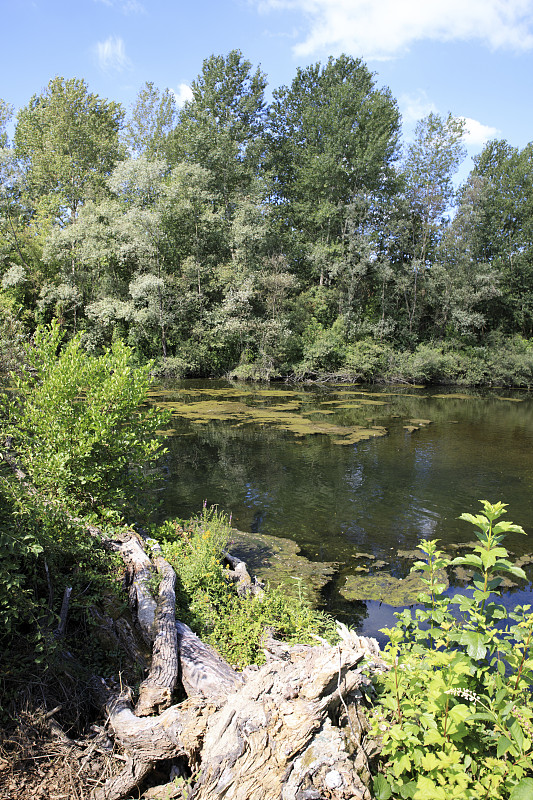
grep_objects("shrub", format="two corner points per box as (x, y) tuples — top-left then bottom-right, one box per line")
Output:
(154, 507), (336, 668)
(371, 501), (533, 800)
(1, 321), (169, 515)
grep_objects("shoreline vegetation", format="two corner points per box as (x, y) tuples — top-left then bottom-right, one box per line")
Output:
(0, 327), (531, 798)
(1, 52), (533, 396)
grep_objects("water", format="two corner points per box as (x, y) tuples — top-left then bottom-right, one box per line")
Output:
(154, 380), (533, 637)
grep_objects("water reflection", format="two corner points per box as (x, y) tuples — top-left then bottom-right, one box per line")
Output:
(156, 380), (533, 633)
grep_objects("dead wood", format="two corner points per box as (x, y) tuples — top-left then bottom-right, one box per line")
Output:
(223, 551), (265, 597)
(1, 445), (385, 800)
(135, 556), (179, 716)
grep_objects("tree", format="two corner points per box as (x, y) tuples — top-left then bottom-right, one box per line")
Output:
(266, 55), (400, 287)
(467, 140), (533, 335)
(14, 77), (124, 226)
(394, 112), (466, 335)
(167, 50), (267, 216)
(123, 81), (177, 159)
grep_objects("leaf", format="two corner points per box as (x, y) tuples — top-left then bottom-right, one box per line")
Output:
(373, 774), (392, 800)
(451, 555), (483, 568)
(413, 776), (447, 800)
(497, 735), (515, 757)
(510, 778), (533, 800)
(399, 781), (417, 799)
(459, 630), (487, 660)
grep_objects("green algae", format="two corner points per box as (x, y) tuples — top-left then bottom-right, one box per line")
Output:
(340, 567), (449, 606)
(227, 528), (338, 605)
(155, 398), (388, 445)
(432, 393), (474, 400)
(320, 398), (387, 407)
(495, 396), (524, 402)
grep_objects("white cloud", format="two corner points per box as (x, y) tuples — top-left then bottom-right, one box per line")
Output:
(93, 0), (145, 12)
(121, 0), (145, 14)
(95, 35), (132, 72)
(255, 0), (533, 59)
(172, 83), (194, 107)
(399, 91), (438, 126)
(460, 117), (500, 147)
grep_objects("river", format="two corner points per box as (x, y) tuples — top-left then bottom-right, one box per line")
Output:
(152, 380), (533, 640)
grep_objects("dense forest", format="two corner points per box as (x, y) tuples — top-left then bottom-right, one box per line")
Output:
(1, 50), (533, 385)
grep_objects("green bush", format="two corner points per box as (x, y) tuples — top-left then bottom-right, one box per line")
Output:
(1, 321), (169, 515)
(344, 339), (395, 380)
(154, 507), (336, 667)
(371, 501), (533, 800)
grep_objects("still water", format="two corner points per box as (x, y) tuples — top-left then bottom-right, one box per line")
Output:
(153, 380), (533, 637)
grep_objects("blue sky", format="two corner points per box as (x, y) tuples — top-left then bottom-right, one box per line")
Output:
(2, 0), (533, 178)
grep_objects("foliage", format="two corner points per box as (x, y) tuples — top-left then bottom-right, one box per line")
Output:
(0, 322), (168, 711)
(371, 501), (533, 799)
(1, 320), (169, 515)
(154, 506), (336, 667)
(1, 57), (532, 385)
(14, 77), (124, 226)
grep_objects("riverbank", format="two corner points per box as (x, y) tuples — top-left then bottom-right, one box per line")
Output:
(158, 335), (533, 389)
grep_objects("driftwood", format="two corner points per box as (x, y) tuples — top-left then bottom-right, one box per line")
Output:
(1, 445), (385, 800)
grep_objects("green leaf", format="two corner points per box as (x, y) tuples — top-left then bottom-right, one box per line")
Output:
(510, 778), (533, 800)
(399, 781), (417, 799)
(459, 630), (487, 660)
(373, 774), (392, 800)
(497, 735), (515, 757)
(451, 555), (483, 568)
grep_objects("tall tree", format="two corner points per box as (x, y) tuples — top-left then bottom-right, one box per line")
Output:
(466, 139), (533, 335)
(124, 81), (177, 159)
(266, 55), (400, 287)
(167, 50), (267, 216)
(394, 112), (466, 335)
(14, 77), (124, 226)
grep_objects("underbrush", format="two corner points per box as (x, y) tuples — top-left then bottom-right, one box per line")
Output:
(152, 506), (337, 668)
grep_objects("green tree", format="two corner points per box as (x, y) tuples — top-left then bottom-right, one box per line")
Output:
(266, 55), (400, 288)
(468, 140), (533, 335)
(14, 77), (124, 227)
(167, 50), (267, 217)
(124, 81), (177, 159)
(394, 112), (466, 336)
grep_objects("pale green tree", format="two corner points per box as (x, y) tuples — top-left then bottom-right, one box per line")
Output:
(123, 81), (177, 159)
(14, 77), (124, 226)
(396, 112), (466, 335)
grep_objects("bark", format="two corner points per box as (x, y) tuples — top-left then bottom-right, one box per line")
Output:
(97, 626), (384, 800)
(1, 446), (385, 800)
(223, 551), (265, 597)
(135, 555), (179, 716)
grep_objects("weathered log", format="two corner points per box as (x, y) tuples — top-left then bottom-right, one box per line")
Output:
(176, 621), (243, 699)
(94, 628), (384, 800)
(223, 551), (265, 597)
(135, 555), (179, 716)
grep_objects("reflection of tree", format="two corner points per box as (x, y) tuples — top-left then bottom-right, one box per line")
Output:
(159, 385), (533, 568)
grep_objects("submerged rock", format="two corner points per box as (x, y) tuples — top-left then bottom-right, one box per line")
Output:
(227, 528), (338, 606)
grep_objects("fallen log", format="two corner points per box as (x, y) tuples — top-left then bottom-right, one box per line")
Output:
(1, 445), (385, 800)
(97, 624), (384, 800)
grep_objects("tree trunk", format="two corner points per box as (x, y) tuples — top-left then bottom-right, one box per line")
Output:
(0, 447), (385, 800)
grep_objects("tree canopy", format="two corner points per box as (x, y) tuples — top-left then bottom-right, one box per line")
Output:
(0, 53), (531, 386)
